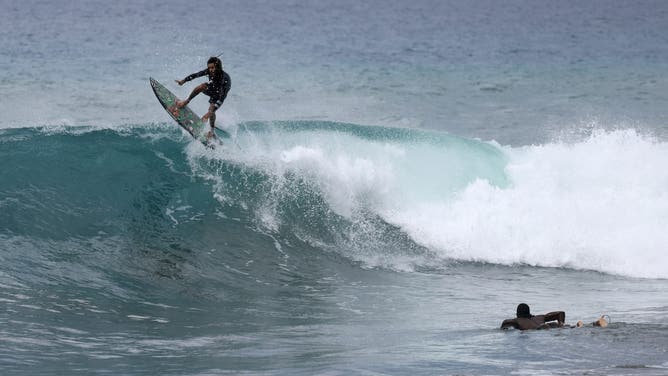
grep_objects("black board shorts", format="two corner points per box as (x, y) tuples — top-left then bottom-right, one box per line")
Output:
(204, 82), (231, 108)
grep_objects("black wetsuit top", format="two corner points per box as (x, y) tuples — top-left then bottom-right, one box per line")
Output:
(183, 69), (231, 109)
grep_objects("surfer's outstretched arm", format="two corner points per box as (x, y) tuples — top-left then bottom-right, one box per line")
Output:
(176, 69), (207, 86)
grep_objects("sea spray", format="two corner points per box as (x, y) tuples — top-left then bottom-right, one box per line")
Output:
(390, 129), (668, 278)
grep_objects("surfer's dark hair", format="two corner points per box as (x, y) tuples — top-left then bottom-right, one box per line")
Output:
(517, 303), (532, 318)
(207, 56), (223, 79)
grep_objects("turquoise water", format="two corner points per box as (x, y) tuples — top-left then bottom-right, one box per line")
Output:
(2, 1), (668, 374)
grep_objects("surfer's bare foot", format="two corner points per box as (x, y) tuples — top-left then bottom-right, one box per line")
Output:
(175, 99), (189, 108)
(593, 316), (608, 327)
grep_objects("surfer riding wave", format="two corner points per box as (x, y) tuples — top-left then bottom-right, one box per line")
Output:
(174, 56), (231, 139)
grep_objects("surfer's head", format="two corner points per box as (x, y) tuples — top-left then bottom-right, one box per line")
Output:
(516, 303), (531, 318)
(207, 56), (223, 76)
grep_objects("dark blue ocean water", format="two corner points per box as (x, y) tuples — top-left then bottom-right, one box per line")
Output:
(2, 1), (668, 375)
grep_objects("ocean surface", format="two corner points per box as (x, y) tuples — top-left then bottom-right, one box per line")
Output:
(2, 0), (668, 375)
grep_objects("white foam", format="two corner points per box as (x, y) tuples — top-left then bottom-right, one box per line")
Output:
(278, 143), (395, 217)
(387, 129), (668, 278)
(192, 122), (667, 278)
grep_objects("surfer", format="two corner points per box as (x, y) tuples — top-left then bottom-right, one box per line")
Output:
(174, 56), (231, 139)
(500, 303), (565, 330)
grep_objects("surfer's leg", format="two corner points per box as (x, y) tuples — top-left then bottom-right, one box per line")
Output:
(206, 103), (217, 139)
(176, 83), (207, 108)
(574, 315), (609, 328)
(209, 105), (217, 128)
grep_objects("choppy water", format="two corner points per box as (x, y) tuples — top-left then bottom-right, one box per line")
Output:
(2, 0), (668, 375)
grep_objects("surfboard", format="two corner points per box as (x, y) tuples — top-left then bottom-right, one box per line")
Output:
(149, 77), (215, 146)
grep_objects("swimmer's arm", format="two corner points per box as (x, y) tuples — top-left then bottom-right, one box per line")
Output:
(501, 318), (519, 329)
(543, 311), (566, 325)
